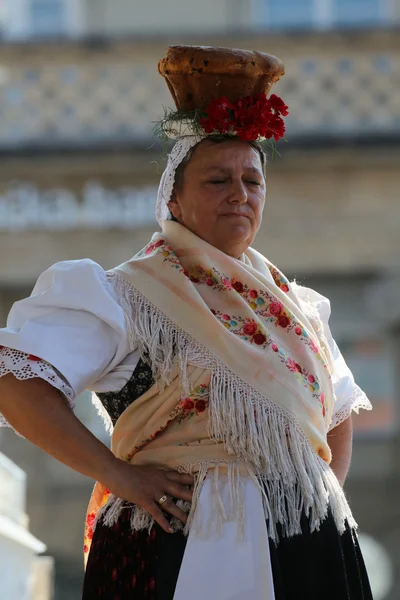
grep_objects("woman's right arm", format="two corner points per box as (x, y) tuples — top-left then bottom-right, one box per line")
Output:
(0, 374), (193, 532)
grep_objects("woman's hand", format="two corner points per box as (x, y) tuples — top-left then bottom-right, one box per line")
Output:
(103, 459), (194, 533)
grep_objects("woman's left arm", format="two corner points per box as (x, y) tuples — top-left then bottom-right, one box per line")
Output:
(327, 415), (353, 486)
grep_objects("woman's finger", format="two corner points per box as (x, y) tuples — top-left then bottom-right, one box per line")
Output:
(160, 497), (189, 525)
(165, 482), (193, 502)
(146, 503), (174, 534)
(165, 471), (195, 486)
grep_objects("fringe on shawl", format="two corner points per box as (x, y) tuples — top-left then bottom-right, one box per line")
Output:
(99, 271), (356, 542)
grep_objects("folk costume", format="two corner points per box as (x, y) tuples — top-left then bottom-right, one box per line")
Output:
(0, 46), (372, 599)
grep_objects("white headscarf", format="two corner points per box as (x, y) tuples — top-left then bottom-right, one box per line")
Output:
(156, 135), (205, 226)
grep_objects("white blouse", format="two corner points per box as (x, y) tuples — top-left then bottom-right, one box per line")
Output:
(0, 259), (371, 431)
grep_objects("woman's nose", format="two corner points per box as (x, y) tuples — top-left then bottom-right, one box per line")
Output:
(228, 180), (248, 204)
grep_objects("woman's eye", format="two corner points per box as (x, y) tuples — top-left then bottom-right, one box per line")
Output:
(245, 180), (261, 186)
(210, 180), (227, 185)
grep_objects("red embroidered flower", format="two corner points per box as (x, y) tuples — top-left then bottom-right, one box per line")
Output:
(295, 363), (303, 373)
(222, 314), (230, 321)
(253, 333), (267, 345)
(222, 277), (232, 289)
(145, 244), (155, 255)
(206, 277), (214, 286)
(195, 400), (207, 413)
(310, 340), (319, 354)
(308, 375), (315, 384)
(83, 544), (89, 553)
(281, 284), (290, 293)
(271, 343), (279, 352)
(28, 354), (41, 362)
(87, 528), (94, 540)
(249, 290), (258, 299)
(243, 321), (258, 336)
(232, 280), (244, 293)
(86, 512), (96, 528)
(295, 326), (302, 335)
(287, 358), (297, 372)
(278, 315), (290, 328)
(270, 301), (283, 316)
(182, 399), (195, 411)
(154, 239), (164, 248)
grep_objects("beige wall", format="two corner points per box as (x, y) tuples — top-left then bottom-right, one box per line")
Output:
(84, 0), (253, 36)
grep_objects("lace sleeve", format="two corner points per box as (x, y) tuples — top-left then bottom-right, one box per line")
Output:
(0, 346), (74, 428)
(328, 384), (372, 431)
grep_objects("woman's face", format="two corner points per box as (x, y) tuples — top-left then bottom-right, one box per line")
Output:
(168, 139), (266, 258)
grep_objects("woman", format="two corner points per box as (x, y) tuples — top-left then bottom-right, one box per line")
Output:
(0, 47), (372, 600)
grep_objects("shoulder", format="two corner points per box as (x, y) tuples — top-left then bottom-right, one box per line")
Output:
(291, 281), (332, 325)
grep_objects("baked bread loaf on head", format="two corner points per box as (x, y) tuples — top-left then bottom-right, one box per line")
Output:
(158, 45), (285, 111)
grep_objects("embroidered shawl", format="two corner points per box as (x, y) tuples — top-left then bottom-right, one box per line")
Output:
(84, 221), (354, 559)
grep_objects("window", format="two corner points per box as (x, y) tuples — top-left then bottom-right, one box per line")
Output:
(333, 0), (383, 25)
(256, 0), (388, 30)
(258, 0), (315, 29)
(30, 0), (66, 36)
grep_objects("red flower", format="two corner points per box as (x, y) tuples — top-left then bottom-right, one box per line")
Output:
(83, 544), (89, 553)
(249, 290), (258, 299)
(268, 94), (289, 116)
(200, 97), (235, 134)
(28, 354), (41, 362)
(295, 326), (302, 336)
(222, 314), (230, 321)
(232, 280), (244, 293)
(278, 315), (290, 328)
(310, 340), (319, 354)
(281, 284), (290, 293)
(190, 276), (200, 283)
(295, 363), (303, 373)
(211, 309), (216, 315)
(182, 399), (195, 411)
(287, 358), (297, 372)
(308, 375), (315, 384)
(87, 528), (94, 540)
(243, 321), (258, 336)
(206, 277), (214, 286)
(86, 512), (96, 528)
(145, 244), (155, 255)
(253, 333), (267, 345)
(271, 343), (279, 352)
(195, 400), (207, 413)
(270, 301), (283, 316)
(154, 239), (164, 248)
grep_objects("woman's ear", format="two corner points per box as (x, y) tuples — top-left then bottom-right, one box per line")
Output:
(168, 190), (181, 221)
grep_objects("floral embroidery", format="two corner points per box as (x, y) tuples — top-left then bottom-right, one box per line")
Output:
(175, 384), (209, 424)
(135, 237), (327, 418)
(267, 265), (291, 293)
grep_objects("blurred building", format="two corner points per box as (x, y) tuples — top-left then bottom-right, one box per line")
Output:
(0, 1), (399, 598)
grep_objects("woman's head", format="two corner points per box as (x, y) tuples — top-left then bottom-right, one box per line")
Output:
(168, 137), (266, 258)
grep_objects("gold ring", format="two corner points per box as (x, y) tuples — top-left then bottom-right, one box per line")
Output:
(157, 494), (169, 506)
